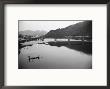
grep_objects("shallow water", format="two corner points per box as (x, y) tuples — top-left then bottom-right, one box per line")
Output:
(18, 40), (92, 69)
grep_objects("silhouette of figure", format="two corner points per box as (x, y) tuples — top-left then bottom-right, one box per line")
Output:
(28, 56), (31, 62)
(28, 56), (40, 62)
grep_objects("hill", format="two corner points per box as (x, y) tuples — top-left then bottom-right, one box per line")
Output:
(45, 21), (92, 38)
(19, 30), (47, 37)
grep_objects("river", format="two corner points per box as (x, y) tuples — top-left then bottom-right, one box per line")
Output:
(18, 39), (92, 69)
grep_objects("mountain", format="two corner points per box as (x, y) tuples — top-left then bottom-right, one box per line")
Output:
(19, 30), (47, 37)
(45, 21), (92, 38)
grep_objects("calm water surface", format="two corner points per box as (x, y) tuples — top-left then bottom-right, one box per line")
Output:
(19, 39), (92, 69)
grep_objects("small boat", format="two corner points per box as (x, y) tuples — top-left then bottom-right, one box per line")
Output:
(28, 56), (40, 62)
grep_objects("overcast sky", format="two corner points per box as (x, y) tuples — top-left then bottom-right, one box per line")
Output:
(19, 21), (83, 32)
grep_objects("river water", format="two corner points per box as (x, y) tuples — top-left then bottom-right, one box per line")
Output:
(18, 39), (92, 69)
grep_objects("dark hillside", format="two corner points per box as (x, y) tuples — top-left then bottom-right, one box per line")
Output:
(45, 21), (92, 38)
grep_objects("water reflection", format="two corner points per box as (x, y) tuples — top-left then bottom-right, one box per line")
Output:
(48, 43), (92, 54)
(18, 39), (92, 69)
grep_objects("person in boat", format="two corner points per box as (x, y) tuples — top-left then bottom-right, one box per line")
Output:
(28, 56), (40, 62)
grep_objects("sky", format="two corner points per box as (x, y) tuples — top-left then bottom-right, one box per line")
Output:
(19, 21), (84, 32)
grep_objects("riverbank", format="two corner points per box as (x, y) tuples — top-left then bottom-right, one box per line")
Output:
(48, 41), (92, 45)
